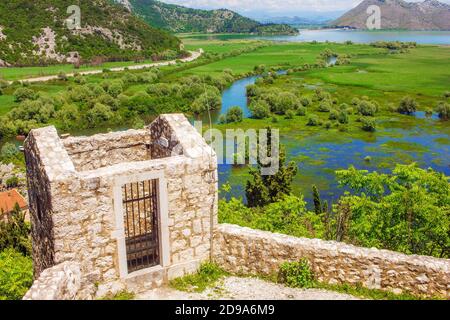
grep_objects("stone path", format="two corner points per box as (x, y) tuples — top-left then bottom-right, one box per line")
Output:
(136, 276), (359, 300)
(10, 50), (203, 84)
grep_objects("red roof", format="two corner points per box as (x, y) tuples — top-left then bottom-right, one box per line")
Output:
(0, 189), (28, 214)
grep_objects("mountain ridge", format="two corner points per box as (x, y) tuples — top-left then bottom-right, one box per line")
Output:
(332, 0), (450, 30)
(116, 0), (299, 34)
(0, 0), (180, 67)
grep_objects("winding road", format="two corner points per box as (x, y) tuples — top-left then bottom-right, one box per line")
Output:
(10, 49), (203, 84)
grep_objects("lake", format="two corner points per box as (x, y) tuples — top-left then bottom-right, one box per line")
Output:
(215, 73), (450, 207)
(188, 29), (450, 45)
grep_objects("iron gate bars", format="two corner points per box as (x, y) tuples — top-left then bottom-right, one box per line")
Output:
(122, 179), (160, 273)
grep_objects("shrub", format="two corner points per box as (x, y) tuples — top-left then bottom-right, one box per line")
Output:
(13, 88), (35, 102)
(398, 96), (418, 114)
(0, 249), (33, 300)
(226, 106), (243, 123)
(443, 91), (450, 99)
(435, 102), (450, 120)
(57, 72), (68, 81)
(278, 259), (314, 288)
(296, 106), (307, 116)
(5, 176), (19, 188)
(318, 101), (331, 112)
(107, 81), (123, 98)
(273, 92), (299, 115)
(300, 96), (312, 107)
(307, 114), (320, 126)
(191, 89), (221, 114)
(0, 143), (19, 160)
(249, 100), (270, 119)
(425, 108), (433, 117)
(86, 103), (113, 125)
(361, 117), (376, 132)
(338, 111), (349, 124)
(324, 121), (332, 129)
(329, 109), (339, 120)
(357, 100), (377, 116)
(284, 109), (295, 120)
(170, 263), (226, 293)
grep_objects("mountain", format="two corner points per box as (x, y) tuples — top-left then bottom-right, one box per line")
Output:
(0, 0), (180, 67)
(332, 0), (450, 30)
(250, 11), (346, 26)
(116, 0), (298, 34)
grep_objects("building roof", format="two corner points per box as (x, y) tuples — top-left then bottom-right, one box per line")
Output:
(0, 189), (27, 214)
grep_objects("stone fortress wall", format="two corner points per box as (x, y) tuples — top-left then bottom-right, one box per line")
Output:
(23, 113), (449, 300)
(24, 114), (218, 299)
(215, 224), (449, 298)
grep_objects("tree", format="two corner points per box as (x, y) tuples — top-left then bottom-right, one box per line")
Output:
(0, 204), (31, 256)
(436, 101), (450, 120)
(246, 128), (298, 207)
(398, 96), (418, 114)
(249, 100), (270, 119)
(13, 88), (35, 102)
(361, 117), (376, 132)
(312, 185), (322, 215)
(225, 106), (243, 123)
(335, 164), (450, 258)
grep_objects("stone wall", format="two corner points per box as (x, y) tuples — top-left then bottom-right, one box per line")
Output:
(23, 262), (81, 300)
(25, 114), (218, 299)
(63, 129), (151, 171)
(215, 224), (450, 298)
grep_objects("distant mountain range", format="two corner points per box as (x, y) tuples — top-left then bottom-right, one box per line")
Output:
(0, 0), (180, 67)
(332, 0), (450, 30)
(114, 0), (299, 34)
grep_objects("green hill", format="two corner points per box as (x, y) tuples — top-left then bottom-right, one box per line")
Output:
(119, 0), (298, 34)
(0, 0), (181, 67)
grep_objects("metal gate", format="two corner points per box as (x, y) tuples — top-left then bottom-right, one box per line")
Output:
(122, 179), (160, 273)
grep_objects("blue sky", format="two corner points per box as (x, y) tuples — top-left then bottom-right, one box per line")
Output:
(160, 0), (450, 17)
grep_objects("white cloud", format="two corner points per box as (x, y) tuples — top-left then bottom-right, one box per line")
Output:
(160, 0), (450, 15)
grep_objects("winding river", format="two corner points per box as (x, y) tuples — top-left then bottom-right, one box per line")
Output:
(215, 73), (450, 206)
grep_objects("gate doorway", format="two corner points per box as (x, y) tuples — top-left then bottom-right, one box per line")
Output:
(122, 179), (160, 273)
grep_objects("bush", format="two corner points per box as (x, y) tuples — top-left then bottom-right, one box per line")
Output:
(13, 88), (35, 102)
(5, 176), (19, 188)
(318, 101), (331, 112)
(300, 96), (312, 107)
(86, 103), (113, 125)
(324, 121), (332, 129)
(329, 109), (339, 120)
(436, 102), (450, 120)
(338, 110), (349, 124)
(284, 109), (295, 120)
(170, 262), (226, 293)
(307, 114), (320, 126)
(225, 106), (243, 123)
(57, 72), (68, 81)
(0, 249), (33, 300)
(278, 259), (314, 289)
(0, 143), (19, 160)
(249, 100), (270, 119)
(357, 100), (377, 116)
(398, 96), (418, 114)
(107, 81), (123, 98)
(296, 106), (307, 116)
(361, 117), (376, 132)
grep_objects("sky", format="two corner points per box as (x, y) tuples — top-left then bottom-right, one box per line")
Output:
(160, 0), (450, 17)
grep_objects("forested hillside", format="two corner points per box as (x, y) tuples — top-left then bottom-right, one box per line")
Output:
(0, 0), (181, 66)
(119, 0), (298, 34)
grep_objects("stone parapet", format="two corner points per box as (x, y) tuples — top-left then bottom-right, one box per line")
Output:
(215, 224), (450, 298)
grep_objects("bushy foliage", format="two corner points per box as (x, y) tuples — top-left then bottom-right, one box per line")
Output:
(278, 259), (315, 289)
(0, 204), (31, 256)
(306, 114), (320, 126)
(335, 164), (450, 258)
(249, 100), (271, 119)
(0, 249), (33, 300)
(13, 88), (35, 102)
(361, 117), (376, 132)
(398, 96), (418, 114)
(357, 100), (377, 116)
(435, 101), (450, 120)
(225, 106), (243, 123)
